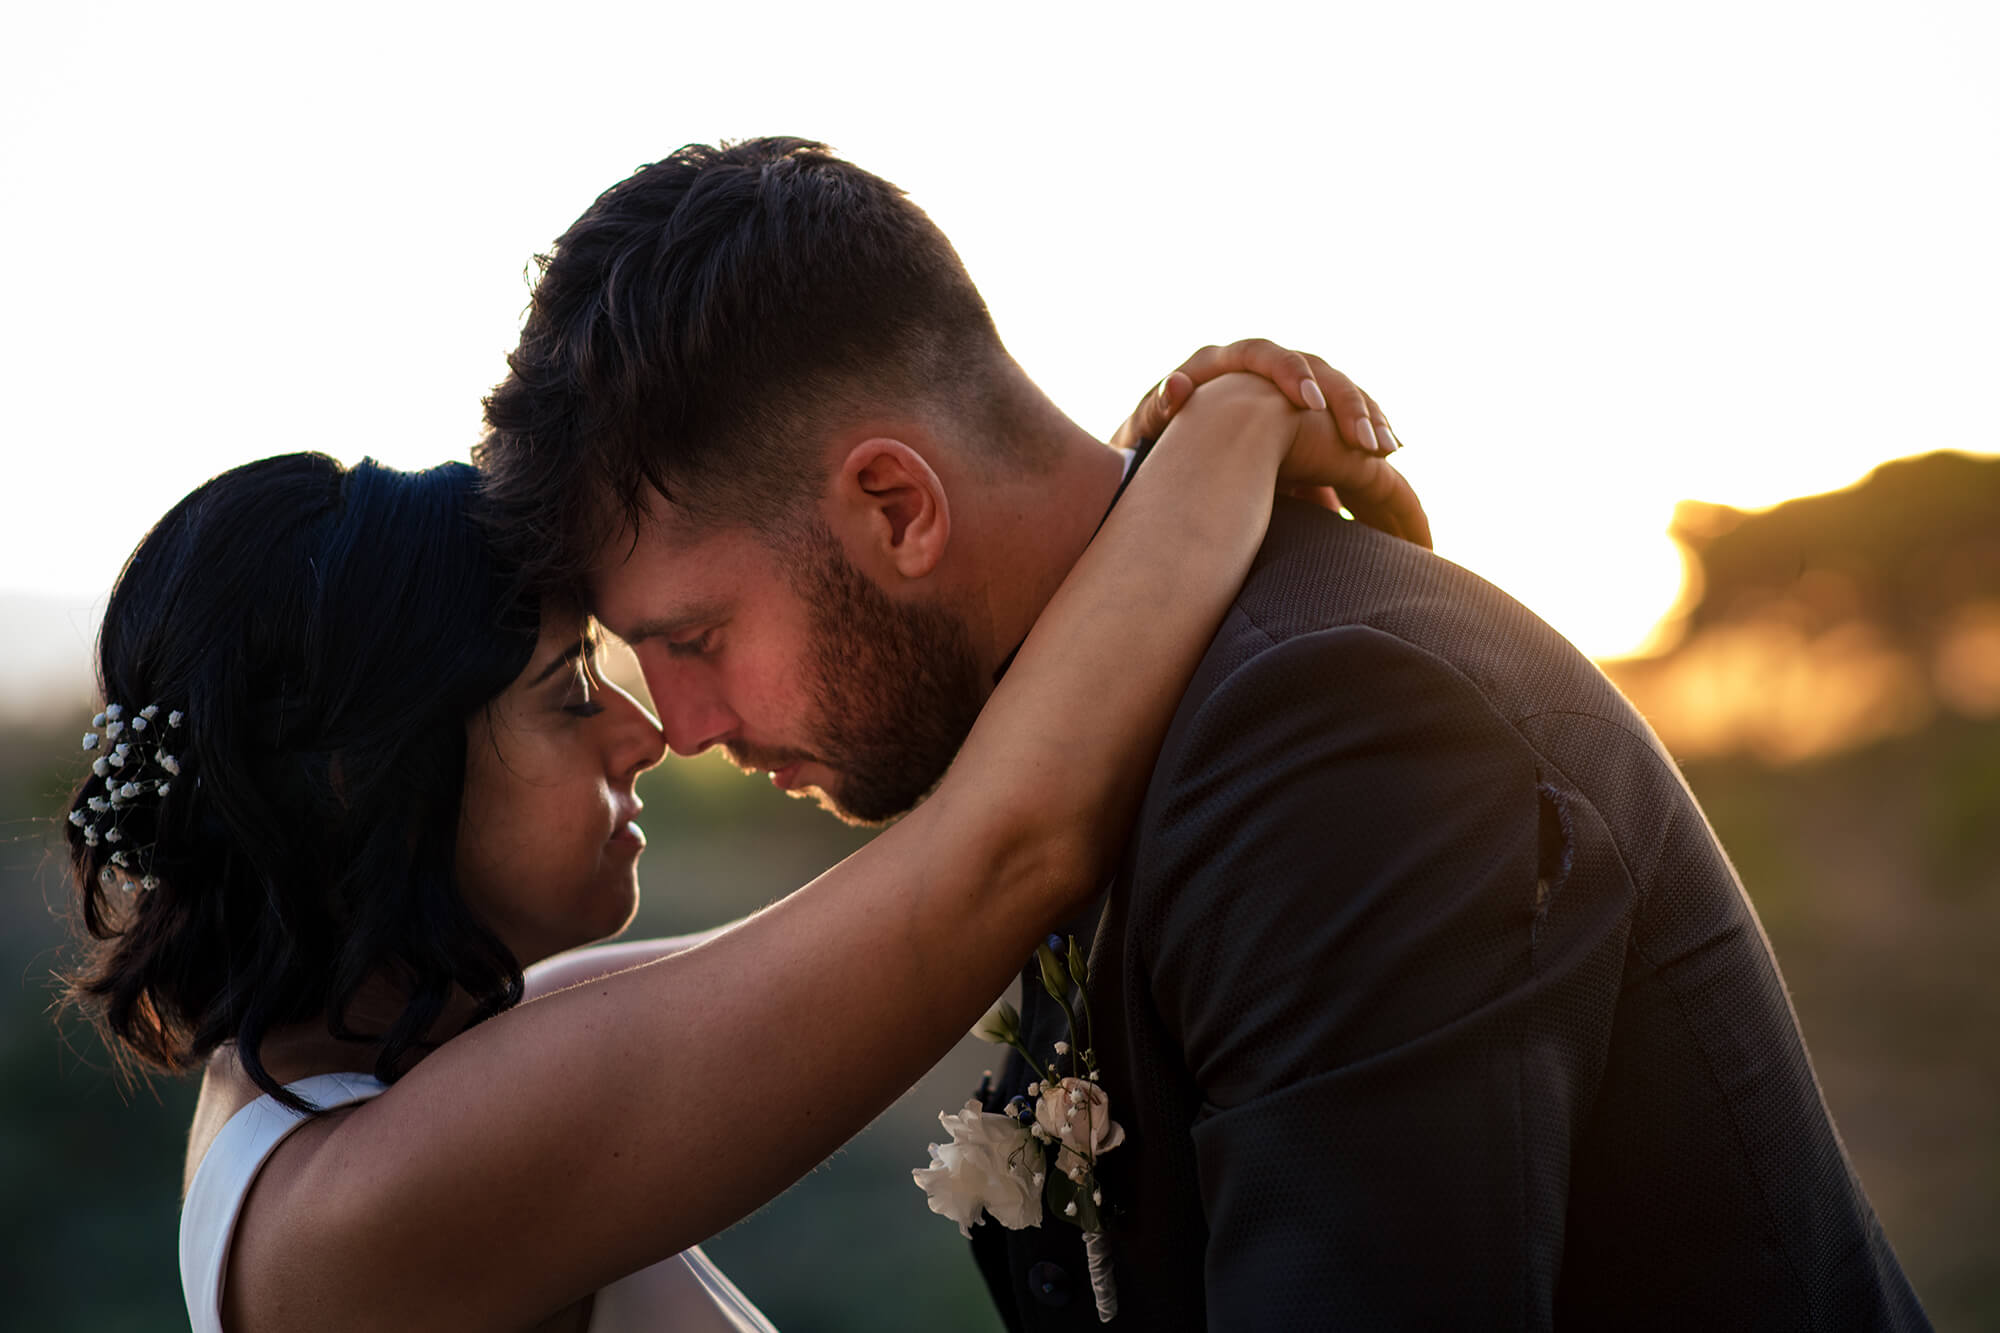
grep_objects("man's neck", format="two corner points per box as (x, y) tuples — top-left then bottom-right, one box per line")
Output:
(955, 410), (1127, 687)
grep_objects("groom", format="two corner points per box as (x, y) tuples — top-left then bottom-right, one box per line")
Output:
(476, 139), (1925, 1329)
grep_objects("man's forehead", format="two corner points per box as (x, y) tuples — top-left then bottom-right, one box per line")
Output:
(586, 512), (767, 640)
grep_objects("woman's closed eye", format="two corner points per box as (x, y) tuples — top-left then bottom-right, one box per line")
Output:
(560, 647), (608, 717)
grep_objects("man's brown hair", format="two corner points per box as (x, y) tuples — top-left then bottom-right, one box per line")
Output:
(477, 137), (1023, 596)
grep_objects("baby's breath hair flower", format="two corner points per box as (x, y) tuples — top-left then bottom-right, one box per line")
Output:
(73, 699), (189, 893)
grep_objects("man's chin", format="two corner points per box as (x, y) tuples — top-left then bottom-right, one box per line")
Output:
(808, 768), (947, 829)
(793, 777), (897, 829)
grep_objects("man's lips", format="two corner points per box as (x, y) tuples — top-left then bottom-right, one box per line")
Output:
(770, 763), (803, 791)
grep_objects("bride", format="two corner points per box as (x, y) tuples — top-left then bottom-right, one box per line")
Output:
(61, 346), (1419, 1331)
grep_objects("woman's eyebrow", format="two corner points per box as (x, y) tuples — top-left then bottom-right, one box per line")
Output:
(529, 640), (591, 687)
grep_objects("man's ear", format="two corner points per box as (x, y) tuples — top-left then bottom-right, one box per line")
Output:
(831, 438), (950, 581)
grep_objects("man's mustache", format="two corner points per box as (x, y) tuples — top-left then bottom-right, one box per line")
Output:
(721, 743), (817, 775)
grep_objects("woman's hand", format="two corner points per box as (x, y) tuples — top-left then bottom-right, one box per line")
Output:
(1111, 339), (1432, 549)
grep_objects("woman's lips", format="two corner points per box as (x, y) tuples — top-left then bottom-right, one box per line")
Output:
(610, 819), (646, 849)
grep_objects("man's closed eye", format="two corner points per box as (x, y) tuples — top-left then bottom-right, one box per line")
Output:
(667, 630), (719, 659)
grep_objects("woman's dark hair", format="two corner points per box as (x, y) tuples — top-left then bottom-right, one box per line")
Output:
(61, 454), (542, 1111)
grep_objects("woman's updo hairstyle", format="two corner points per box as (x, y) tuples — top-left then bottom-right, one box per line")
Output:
(62, 454), (543, 1110)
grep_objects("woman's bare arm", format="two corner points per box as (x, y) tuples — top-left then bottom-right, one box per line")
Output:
(232, 374), (1328, 1330)
(520, 928), (742, 1000)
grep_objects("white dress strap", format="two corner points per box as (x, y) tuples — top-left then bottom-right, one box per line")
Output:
(177, 1070), (779, 1331)
(179, 1072), (386, 1333)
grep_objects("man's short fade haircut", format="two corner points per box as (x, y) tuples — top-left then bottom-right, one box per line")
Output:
(477, 137), (1030, 597)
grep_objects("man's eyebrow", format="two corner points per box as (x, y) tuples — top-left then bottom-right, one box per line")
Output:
(614, 599), (733, 648)
(528, 639), (592, 688)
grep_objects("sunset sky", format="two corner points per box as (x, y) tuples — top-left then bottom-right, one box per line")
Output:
(4, 0), (1994, 665)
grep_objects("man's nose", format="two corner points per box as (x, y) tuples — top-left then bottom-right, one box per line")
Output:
(640, 654), (737, 757)
(658, 702), (736, 757)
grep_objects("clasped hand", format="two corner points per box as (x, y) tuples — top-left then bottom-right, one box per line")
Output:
(1110, 338), (1432, 549)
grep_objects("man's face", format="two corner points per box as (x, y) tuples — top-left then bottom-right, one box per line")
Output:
(591, 512), (987, 825)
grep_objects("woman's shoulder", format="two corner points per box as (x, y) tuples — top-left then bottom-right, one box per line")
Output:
(183, 1054), (265, 1195)
(183, 1057), (383, 1190)
(180, 1062), (385, 1333)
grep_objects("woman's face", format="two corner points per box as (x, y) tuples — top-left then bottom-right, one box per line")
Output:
(455, 617), (666, 968)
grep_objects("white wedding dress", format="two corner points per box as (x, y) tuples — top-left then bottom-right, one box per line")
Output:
(180, 1072), (778, 1332)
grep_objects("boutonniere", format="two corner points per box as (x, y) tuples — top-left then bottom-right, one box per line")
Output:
(913, 934), (1122, 1321)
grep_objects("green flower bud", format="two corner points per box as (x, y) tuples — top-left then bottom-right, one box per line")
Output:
(972, 998), (1022, 1046)
(1066, 935), (1090, 988)
(1036, 943), (1071, 1003)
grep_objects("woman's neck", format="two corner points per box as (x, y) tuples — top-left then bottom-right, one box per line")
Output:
(249, 971), (484, 1085)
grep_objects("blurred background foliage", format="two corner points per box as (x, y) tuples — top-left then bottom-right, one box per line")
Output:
(3, 454), (1995, 1329)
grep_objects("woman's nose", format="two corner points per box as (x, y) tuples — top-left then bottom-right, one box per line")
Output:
(604, 685), (667, 776)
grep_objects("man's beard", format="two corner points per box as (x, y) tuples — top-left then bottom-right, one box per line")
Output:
(726, 522), (987, 826)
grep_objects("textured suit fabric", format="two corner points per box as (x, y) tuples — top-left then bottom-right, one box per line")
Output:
(972, 499), (1926, 1331)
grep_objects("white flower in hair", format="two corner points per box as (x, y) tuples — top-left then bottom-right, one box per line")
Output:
(168, 711), (184, 728)
(92, 712), (107, 728)
(157, 782), (172, 796)
(91, 757), (110, 777)
(87, 797), (107, 813)
(84, 829), (100, 846)
(140, 875), (160, 891)
(81, 734), (99, 750)
(105, 828), (122, 842)
(68, 810), (86, 827)
(111, 851), (128, 866)
(131, 716), (147, 732)
(161, 755), (181, 776)
(140, 705), (159, 719)
(105, 720), (124, 740)
(104, 704), (123, 721)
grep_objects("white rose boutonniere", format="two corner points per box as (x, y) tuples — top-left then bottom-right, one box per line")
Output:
(913, 1101), (1044, 1237)
(916, 935), (1124, 1321)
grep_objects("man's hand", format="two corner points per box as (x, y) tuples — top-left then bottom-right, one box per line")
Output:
(1111, 339), (1431, 549)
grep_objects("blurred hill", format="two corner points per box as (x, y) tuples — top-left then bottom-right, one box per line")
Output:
(1603, 451), (2000, 1323)
(1, 455), (1995, 1327)
(1607, 451), (2000, 761)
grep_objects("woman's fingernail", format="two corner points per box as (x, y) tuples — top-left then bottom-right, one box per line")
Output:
(1354, 417), (1380, 453)
(1383, 425), (1402, 452)
(1301, 378), (1328, 411)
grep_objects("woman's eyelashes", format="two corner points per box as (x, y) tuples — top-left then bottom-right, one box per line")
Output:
(560, 650), (607, 717)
